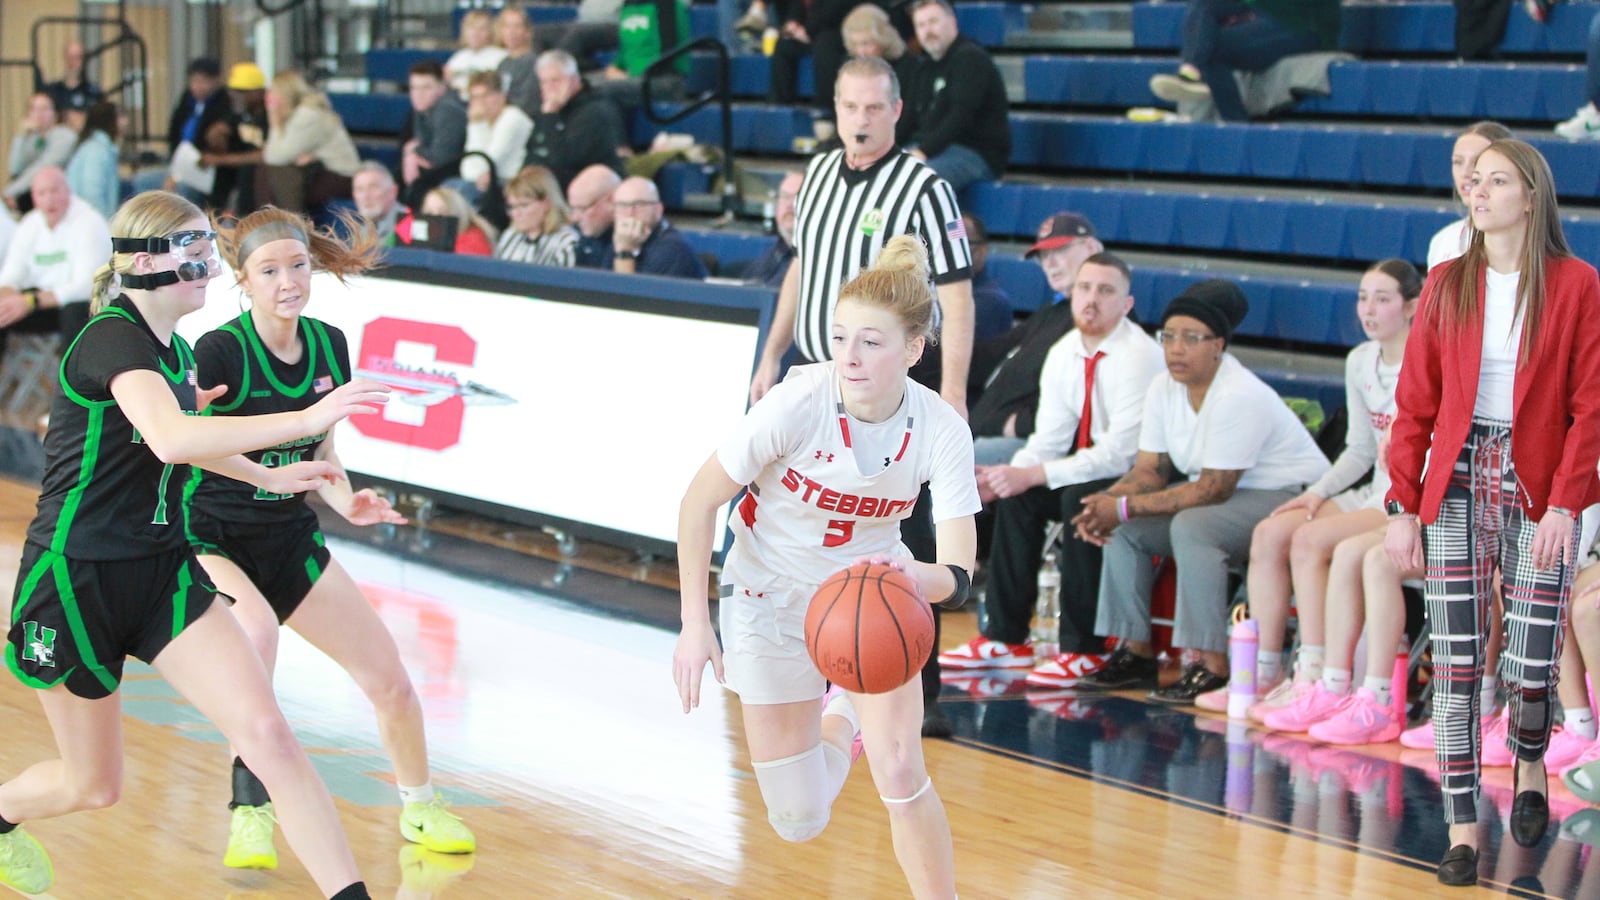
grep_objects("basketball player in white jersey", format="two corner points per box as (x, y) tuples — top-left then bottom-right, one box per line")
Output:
(674, 236), (980, 899)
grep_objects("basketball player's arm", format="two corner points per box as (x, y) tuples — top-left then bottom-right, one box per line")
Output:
(313, 432), (408, 526)
(110, 368), (390, 464)
(674, 453), (742, 712)
(195, 454), (343, 496)
(935, 279), (974, 421)
(750, 259), (800, 405)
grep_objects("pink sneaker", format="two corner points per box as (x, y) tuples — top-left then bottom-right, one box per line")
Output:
(1196, 673), (1285, 714)
(1307, 688), (1404, 745)
(1262, 682), (1347, 733)
(937, 636), (1035, 670)
(1025, 652), (1108, 688)
(1248, 678), (1300, 723)
(1545, 728), (1594, 772)
(1560, 735), (1600, 778)
(822, 686), (863, 762)
(1399, 711), (1499, 750)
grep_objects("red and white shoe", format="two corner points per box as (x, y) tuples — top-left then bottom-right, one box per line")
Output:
(1025, 652), (1109, 688)
(940, 671), (1030, 698)
(937, 636), (1035, 670)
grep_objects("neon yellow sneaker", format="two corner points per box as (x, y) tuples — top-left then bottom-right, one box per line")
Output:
(399, 796), (476, 854)
(223, 802), (279, 870)
(398, 844), (476, 894)
(0, 825), (53, 894)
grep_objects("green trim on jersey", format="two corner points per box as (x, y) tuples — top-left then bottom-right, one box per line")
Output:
(3, 553), (115, 694)
(46, 307), (196, 555)
(168, 553), (194, 639)
(305, 530), (326, 584)
(244, 311), (325, 399)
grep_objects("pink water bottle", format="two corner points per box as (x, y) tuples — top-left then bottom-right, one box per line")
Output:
(1391, 636), (1410, 724)
(1227, 619), (1259, 719)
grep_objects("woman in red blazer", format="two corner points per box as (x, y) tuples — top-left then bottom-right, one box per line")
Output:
(1386, 138), (1600, 886)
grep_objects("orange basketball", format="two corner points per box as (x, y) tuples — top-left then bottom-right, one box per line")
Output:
(805, 562), (935, 694)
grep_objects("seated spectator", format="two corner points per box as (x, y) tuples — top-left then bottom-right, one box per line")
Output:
(568, 164), (620, 269)
(0, 210), (15, 264)
(5, 93), (77, 213)
(496, 7), (543, 117)
(969, 212), (1103, 466)
(0, 167), (110, 362)
(938, 252), (1164, 685)
(1558, 12), (1600, 140)
(609, 176), (707, 278)
(457, 72), (534, 204)
(402, 60), (468, 206)
(198, 62), (271, 213)
(590, 0), (691, 110)
(1429, 121), (1512, 271)
(352, 162), (409, 245)
(257, 70), (360, 213)
(42, 41), (102, 133)
(133, 57), (230, 204)
(900, 0), (1010, 192)
(1229, 259), (1420, 726)
(446, 10), (508, 100)
(739, 170), (803, 287)
(528, 50), (627, 189)
(495, 165), (578, 267)
(398, 186), (496, 256)
(963, 212), (1014, 345)
(1147, 0), (1340, 123)
(64, 101), (120, 220)
(1071, 280), (1330, 704)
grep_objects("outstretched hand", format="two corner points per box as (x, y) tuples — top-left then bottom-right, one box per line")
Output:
(261, 459), (343, 495)
(343, 487), (408, 526)
(304, 378), (390, 433)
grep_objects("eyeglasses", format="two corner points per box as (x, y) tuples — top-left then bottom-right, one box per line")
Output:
(506, 198), (546, 211)
(1155, 330), (1219, 347)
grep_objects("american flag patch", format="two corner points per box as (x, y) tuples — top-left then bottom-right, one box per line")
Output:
(945, 218), (967, 242)
(186, 369), (198, 386)
(313, 375), (334, 393)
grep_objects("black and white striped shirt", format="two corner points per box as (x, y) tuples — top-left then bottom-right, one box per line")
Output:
(790, 147), (972, 363)
(494, 225), (579, 268)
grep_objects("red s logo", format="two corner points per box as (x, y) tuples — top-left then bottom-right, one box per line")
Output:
(351, 317), (476, 451)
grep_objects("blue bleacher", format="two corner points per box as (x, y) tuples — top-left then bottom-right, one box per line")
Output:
(329, 92), (411, 135)
(366, 48), (452, 84)
(1132, 1), (1597, 56)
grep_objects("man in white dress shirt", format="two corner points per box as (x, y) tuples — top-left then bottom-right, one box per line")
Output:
(0, 167), (111, 363)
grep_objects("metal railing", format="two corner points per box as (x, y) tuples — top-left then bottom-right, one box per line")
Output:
(15, 15), (152, 150)
(641, 36), (737, 219)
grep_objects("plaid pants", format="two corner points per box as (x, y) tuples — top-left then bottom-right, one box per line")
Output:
(1423, 419), (1577, 825)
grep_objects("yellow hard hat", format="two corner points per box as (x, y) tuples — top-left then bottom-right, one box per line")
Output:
(227, 62), (266, 91)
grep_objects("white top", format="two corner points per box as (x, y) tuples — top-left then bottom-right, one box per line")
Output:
(1475, 268), (1523, 422)
(446, 46), (510, 98)
(718, 362), (981, 590)
(1427, 217), (1470, 271)
(1140, 354), (1331, 491)
(0, 197), (110, 306)
(461, 105), (534, 184)
(262, 105), (361, 176)
(0, 211), (17, 268)
(1010, 317), (1165, 489)
(1308, 339), (1400, 502)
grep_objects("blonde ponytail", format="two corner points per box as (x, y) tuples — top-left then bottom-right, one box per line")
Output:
(837, 235), (937, 341)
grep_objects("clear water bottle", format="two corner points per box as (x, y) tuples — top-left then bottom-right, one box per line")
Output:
(761, 190), (777, 234)
(1032, 550), (1061, 659)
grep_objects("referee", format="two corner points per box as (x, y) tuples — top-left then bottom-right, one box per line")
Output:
(749, 55), (976, 737)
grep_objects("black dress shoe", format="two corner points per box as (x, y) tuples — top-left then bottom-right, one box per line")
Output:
(1511, 789), (1550, 847)
(1147, 663), (1228, 705)
(1074, 647), (1159, 692)
(1437, 844), (1478, 886)
(921, 702), (953, 739)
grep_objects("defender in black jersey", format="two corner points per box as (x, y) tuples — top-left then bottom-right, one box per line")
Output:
(193, 206), (475, 874)
(0, 191), (386, 900)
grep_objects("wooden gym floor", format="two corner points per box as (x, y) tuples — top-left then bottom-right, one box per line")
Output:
(0, 474), (1587, 898)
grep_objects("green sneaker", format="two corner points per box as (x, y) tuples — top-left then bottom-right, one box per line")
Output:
(0, 826), (53, 894)
(400, 796), (476, 854)
(223, 802), (278, 870)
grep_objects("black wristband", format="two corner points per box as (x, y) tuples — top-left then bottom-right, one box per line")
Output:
(936, 563), (970, 611)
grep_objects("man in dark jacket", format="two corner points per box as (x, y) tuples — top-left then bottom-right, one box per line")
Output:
(527, 50), (628, 189)
(402, 60), (468, 205)
(900, 0), (1010, 192)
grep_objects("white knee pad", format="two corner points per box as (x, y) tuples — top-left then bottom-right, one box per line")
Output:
(751, 744), (832, 842)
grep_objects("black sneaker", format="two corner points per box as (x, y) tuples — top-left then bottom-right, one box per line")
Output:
(1074, 647), (1159, 692)
(1148, 663), (1228, 705)
(921, 702), (953, 739)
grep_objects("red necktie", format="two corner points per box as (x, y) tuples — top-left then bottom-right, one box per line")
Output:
(1076, 351), (1105, 451)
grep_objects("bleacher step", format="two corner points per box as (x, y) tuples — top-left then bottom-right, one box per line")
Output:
(1006, 30), (1133, 51)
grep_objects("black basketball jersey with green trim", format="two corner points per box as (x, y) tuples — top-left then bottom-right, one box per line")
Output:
(185, 312), (350, 523)
(27, 298), (199, 560)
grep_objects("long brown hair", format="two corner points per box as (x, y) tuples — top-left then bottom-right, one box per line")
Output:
(1431, 138), (1569, 365)
(215, 205), (382, 286)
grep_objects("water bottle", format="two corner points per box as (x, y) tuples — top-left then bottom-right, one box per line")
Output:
(761, 191), (777, 234)
(1225, 720), (1254, 814)
(1031, 550), (1061, 659)
(1390, 635), (1410, 724)
(1226, 618), (1259, 718)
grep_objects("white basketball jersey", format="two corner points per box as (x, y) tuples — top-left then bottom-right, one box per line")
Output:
(718, 363), (980, 591)
(1350, 340), (1400, 441)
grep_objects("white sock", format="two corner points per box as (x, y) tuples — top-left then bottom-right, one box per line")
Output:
(1321, 667), (1351, 696)
(1362, 676), (1392, 709)
(1298, 646), (1326, 683)
(398, 782), (435, 806)
(1257, 651), (1283, 687)
(1566, 707), (1598, 740)
(1480, 676), (1500, 714)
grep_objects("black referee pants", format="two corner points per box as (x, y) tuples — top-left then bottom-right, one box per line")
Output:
(983, 477), (1117, 655)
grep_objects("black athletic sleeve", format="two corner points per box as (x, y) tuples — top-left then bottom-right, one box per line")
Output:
(64, 317), (166, 403)
(193, 326), (250, 412)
